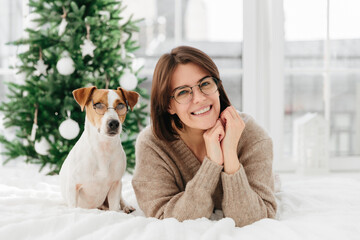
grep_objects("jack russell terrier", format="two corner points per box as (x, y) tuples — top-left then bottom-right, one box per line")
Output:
(60, 86), (138, 213)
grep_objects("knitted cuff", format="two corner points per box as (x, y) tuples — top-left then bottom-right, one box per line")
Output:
(190, 157), (223, 192)
(221, 164), (251, 199)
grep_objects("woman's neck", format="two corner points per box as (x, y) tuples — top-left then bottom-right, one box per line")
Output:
(178, 127), (206, 163)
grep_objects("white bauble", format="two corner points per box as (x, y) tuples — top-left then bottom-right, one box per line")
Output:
(56, 56), (75, 75)
(59, 118), (80, 140)
(34, 137), (51, 155)
(119, 69), (138, 90)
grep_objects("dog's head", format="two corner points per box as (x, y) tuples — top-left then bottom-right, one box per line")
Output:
(73, 86), (139, 137)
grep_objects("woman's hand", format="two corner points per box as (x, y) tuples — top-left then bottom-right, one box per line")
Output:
(220, 106), (245, 174)
(203, 119), (225, 166)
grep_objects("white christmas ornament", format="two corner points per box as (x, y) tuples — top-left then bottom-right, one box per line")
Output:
(58, 18), (68, 36)
(119, 69), (138, 90)
(30, 123), (38, 141)
(56, 54), (75, 75)
(59, 114), (80, 140)
(34, 137), (51, 155)
(34, 59), (48, 76)
(59, 7), (68, 36)
(80, 39), (96, 58)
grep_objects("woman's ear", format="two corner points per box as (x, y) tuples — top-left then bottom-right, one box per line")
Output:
(168, 104), (175, 115)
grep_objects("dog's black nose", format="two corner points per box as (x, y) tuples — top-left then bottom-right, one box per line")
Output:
(108, 120), (120, 130)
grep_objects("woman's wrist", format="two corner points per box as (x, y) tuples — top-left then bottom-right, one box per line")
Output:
(223, 151), (240, 174)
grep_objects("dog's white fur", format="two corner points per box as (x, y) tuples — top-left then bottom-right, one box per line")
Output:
(60, 86), (138, 212)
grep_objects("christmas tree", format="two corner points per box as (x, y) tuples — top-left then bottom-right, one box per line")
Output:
(0, 0), (148, 174)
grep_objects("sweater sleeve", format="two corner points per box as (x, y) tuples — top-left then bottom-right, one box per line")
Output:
(221, 138), (277, 227)
(132, 136), (223, 222)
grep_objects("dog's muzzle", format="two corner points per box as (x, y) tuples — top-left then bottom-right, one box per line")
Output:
(107, 119), (120, 135)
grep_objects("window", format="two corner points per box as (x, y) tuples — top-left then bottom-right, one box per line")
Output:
(123, 0), (244, 110)
(0, 0), (24, 102)
(284, 0), (360, 169)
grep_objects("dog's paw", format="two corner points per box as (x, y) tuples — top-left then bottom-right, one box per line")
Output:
(123, 205), (135, 214)
(98, 205), (109, 211)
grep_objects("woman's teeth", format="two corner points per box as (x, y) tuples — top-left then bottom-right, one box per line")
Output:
(193, 106), (210, 115)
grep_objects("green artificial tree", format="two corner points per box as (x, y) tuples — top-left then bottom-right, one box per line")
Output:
(0, 0), (148, 174)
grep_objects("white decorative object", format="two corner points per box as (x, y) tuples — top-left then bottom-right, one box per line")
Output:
(30, 123), (38, 141)
(34, 137), (51, 155)
(59, 111), (80, 140)
(80, 24), (96, 58)
(34, 59), (48, 76)
(80, 39), (96, 58)
(119, 68), (138, 90)
(293, 113), (329, 174)
(30, 106), (38, 142)
(58, 18), (68, 36)
(59, 7), (68, 36)
(56, 52), (75, 75)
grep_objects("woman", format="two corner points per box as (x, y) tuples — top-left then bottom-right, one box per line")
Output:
(132, 46), (277, 227)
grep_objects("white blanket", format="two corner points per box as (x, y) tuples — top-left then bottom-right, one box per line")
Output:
(1, 161), (360, 240)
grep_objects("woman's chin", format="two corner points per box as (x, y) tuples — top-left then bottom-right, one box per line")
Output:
(199, 119), (219, 130)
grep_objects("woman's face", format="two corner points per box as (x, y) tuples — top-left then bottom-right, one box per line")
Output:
(168, 63), (221, 132)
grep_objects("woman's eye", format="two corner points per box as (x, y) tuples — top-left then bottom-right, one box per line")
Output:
(200, 81), (211, 87)
(177, 89), (190, 97)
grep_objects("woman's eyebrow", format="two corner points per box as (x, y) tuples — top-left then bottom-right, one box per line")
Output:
(173, 76), (211, 90)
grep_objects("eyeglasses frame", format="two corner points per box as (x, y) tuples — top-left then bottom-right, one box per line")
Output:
(170, 76), (220, 104)
(92, 99), (129, 116)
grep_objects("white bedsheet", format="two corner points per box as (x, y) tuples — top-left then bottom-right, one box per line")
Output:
(0, 161), (359, 240)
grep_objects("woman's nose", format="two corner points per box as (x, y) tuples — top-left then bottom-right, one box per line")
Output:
(191, 86), (206, 103)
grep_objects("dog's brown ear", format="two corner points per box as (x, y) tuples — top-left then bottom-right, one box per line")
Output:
(73, 86), (97, 111)
(117, 87), (139, 111)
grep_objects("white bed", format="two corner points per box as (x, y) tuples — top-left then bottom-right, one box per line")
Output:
(1, 161), (359, 240)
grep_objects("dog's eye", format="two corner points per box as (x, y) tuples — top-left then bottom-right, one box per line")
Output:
(116, 103), (126, 110)
(94, 103), (105, 109)
(115, 103), (127, 116)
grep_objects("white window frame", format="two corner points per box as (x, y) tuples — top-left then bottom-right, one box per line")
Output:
(243, 0), (286, 171)
(243, 0), (360, 172)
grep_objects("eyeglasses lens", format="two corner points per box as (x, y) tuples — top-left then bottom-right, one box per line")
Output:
(173, 77), (218, 104)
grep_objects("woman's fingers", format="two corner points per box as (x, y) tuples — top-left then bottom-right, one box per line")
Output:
(221, 106), (245, 131)
(204, 119), (224, 142)
(203, 119), (225, 165)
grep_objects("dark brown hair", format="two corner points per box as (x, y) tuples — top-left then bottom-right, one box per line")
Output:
(151, 46), (231, 141)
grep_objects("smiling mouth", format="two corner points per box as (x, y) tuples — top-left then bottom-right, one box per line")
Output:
(192, 105), (211, 115)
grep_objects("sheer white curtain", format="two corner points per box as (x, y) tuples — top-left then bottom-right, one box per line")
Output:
(243, 0), (285, 170)
(0, 0), (25, 72)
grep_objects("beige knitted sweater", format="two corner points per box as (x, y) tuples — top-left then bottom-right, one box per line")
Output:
(132, 112), (277, 227)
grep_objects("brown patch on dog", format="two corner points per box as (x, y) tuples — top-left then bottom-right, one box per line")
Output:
(73, 86), (97, 111)
(84, 89), (110, 129)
